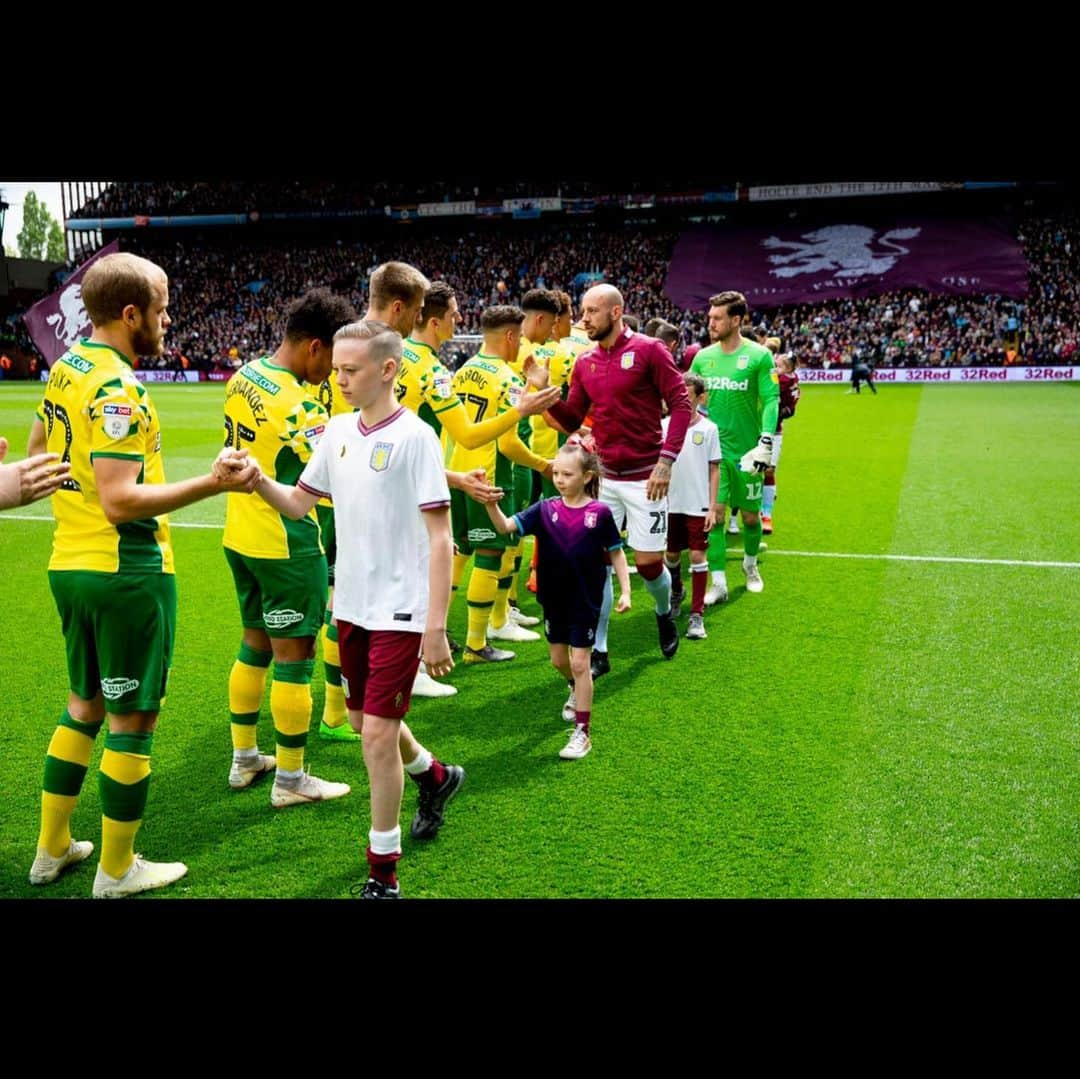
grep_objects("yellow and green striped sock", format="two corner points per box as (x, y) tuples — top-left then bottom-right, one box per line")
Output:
(507, 541), (523, 605)
(491, 547), (517, 629)
(452, 551), (471, 591)
(99, 731), (152, 880)
(272, 660), (314, 773)
(321, 613), (346, 729)
(38, 710), (102, 857)
(229, 643), (271, 751)
(466, 553), (501, 651)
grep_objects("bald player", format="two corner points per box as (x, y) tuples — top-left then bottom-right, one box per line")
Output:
(542, 284), (692, 671)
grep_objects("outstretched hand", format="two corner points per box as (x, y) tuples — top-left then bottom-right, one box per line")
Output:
(460, 468), (504, 505)
(521, 354), (551, 391)
(0, 437), (71, 509)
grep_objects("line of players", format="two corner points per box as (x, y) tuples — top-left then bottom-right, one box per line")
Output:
(25, 249), (797, 898)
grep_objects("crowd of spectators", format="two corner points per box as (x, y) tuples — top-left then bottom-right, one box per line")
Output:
(8, 204), (1079, 374)
(120, 226), (694, 370)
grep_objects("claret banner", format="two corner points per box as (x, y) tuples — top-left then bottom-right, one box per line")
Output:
(665, 219), (1028, 310)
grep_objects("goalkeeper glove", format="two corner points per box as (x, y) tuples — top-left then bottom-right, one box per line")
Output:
(739, 434), (774, 474)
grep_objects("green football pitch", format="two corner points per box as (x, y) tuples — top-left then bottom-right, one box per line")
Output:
(0, 382), (1076, 898)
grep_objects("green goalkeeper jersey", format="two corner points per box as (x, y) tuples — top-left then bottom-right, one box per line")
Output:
(690, 337), (780, 458)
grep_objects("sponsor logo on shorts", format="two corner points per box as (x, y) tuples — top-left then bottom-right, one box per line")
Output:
(394, 691), (404, 708)
(467, 526), (498, 543)
(370, 441), (394, 472)
(264, 608), (304, 629)
(692, 430), (704, 446)
(620, 352), (635, 370)
(584, 510), (597, 528)
(101, 677), (140, 700)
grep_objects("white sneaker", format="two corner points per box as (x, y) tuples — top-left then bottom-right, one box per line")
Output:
(704, 577), (729, 606)
(271, 771), (351, 808)
(29, 838), (94, 885)
(727, 517), (740, 535)
(508, 606), (540, 628)
(685, 613), (707, 639)
(412, 668), (458, 698)
(562, 689), (577, 723)
(744, 560), (764, 593)
(92, 854), (188, 898)
(560, 725), (592, 760)
(488, 619), (541, 642)
(228, 752), (276, 790)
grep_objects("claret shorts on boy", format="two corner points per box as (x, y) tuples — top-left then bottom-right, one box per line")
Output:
(336, 621), (423, 719)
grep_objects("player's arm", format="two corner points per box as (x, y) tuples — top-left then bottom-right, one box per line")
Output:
(27, 418), (47, 457)
(743, 358), (781, 472)
(94, 449), (259, 525)
(759, 357), (780, 438)
(544, 365), (591, 435)
(438, 388), (560, 450)
(497, 426), (552, 479)
(610, 547), (632, 613)
(420, 506), (454, 678)
(705, 459), (720, 531)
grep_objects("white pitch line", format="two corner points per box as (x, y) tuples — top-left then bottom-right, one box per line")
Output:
(0, 514), (221, 531)
(765, 549), (1080, 570)
(2, 515), (1077, 568)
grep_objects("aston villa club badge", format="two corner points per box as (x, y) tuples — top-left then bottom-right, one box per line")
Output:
(369, 441), (394, 472)
(621, 352), (635, 370)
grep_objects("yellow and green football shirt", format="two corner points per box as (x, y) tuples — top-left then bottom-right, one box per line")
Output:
(223, 357), (328, 559)
(528, 338), (576, 459)
(37, 338), (174, 575)
(448, 353), (529, 490)
(396, 337), (463, 435)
